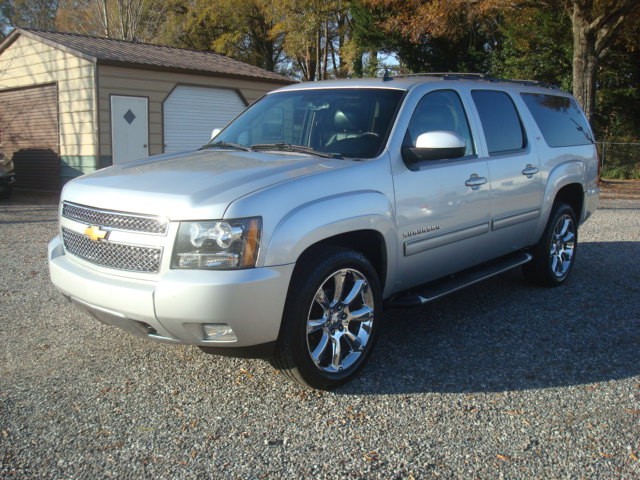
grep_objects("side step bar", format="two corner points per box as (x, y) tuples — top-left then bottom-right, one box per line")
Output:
(386, 251), (532, 308)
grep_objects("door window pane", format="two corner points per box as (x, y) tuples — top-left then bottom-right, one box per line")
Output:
(405, 90), (474, 156)
(472, 90), (526, 155)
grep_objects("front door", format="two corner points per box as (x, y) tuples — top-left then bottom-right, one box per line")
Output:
(392, 89), (493, 291)
(111, 95), (149, 165)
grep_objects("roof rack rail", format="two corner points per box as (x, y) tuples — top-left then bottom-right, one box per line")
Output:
(384, 72), (559, 89)
(390, 72), (487, 80)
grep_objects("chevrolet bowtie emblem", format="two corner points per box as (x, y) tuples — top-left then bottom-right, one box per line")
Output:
(84, 225), (109, 242)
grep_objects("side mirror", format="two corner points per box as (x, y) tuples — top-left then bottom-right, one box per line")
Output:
(402, 131), (466, 164)
(211, 128), (221, 140)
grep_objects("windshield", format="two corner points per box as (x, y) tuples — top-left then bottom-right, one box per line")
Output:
(210, 88), (405, 159)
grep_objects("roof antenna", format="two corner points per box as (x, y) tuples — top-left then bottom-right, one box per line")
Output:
(382, 68), (393, 82)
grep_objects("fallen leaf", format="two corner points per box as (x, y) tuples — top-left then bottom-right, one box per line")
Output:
(365, 451), (380, 461)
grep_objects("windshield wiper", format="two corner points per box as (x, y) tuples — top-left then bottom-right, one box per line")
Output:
(200, 141), (253, 152)
(570, 119), (595, 143)
(251, 143), (342, 159)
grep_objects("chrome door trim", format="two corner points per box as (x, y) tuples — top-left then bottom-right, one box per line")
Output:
(492, 209), (540, 231)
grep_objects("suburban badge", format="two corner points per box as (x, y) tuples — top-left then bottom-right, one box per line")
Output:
(403, 225), (441, 238)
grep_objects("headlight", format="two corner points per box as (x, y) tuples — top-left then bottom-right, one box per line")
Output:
(172, 217), (261, 270)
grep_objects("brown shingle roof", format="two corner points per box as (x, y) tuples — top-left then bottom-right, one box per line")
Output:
(7, 29), (293, 84)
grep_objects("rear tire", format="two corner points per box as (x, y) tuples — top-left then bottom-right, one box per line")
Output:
(523, 202), (577, 286)
(271, 246), (382, 389)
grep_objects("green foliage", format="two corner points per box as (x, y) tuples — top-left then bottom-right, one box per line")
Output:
(155, 0), (284, 72)
(489, 6), (572, 91)
(601, 166), (640, 180)
(599, 142), (640, 180)
(592, 20), (640, 141)
(349, 0), (497, 76)
(340, 1), (374, 77)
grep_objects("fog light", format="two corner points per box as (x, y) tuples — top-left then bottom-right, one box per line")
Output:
(202, 323), (237, 342)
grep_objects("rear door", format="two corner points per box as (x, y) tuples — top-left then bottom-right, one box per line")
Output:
(471, 89), (544, 254)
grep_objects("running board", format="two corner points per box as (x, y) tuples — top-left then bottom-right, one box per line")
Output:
(386, 252), (532, 308)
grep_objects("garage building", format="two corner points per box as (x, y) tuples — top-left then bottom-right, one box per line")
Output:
(0, 28), (294, 192)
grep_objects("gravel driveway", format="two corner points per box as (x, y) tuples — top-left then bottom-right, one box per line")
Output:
(1, 198), (639, 479)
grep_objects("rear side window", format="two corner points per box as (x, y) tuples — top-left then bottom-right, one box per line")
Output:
(472, 90), (526, 155)
(521, 93), (594, 147)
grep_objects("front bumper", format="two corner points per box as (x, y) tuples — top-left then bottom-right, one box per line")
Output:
(48, 235), (294, 349)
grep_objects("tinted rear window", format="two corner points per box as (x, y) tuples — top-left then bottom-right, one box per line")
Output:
(521, 93), (593, 147)
(471, 90), (526, 155)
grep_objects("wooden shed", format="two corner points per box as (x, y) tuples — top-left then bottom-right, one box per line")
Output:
(0, 29), (294, 192)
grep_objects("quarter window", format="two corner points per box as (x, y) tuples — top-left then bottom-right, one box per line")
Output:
(472, 90), (526, 155)
(521, 93), (593, 147)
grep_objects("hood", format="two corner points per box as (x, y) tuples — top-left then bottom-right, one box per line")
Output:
(61, 149), (350, 220)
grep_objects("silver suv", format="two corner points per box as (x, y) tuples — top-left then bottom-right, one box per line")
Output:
(48, 74), (599, 389)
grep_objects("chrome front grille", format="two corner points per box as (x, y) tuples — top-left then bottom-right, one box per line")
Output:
(62, 202), (168, 235)
(62, 228), (162, 273)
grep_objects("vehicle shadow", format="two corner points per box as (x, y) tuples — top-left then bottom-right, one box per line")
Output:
(339, 241), (640, 395)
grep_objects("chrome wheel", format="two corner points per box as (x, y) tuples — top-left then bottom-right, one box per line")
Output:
(549, 213), (576, 279)
(272, 247), (381, 389)
(523, 202), (578, 287)
(305, 268), (374, 374)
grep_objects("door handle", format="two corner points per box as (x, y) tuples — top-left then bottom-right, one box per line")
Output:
(522, 164), (539, 177)
(465, 174), (488, 188)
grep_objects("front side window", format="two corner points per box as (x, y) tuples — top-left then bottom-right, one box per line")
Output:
(472, 90), (526, 155)
(404, 89), (475, 157)
(521, 93), (594, 147)
(210, 88), (405, 159)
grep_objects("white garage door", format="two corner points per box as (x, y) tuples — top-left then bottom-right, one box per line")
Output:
(163, 86), (246, 154)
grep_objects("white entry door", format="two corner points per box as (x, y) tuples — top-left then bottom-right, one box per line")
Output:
(111, 95), (149, 164)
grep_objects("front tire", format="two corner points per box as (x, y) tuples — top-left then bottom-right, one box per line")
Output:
(523, 202), (578, 286)
(271, 247), (382, 389)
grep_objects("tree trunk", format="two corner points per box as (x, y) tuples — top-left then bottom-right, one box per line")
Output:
(571, 3), (598, 122)
(264, 40), (275, 72)
(323, 20), (330, 80)
(316, 28), (322, 80)
(98, 0), (110, 38)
